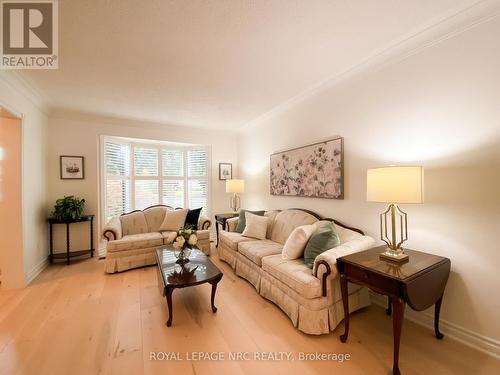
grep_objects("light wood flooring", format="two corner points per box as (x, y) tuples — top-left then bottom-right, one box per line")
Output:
(0, 246), (498, 375)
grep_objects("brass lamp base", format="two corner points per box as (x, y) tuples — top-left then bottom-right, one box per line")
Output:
(379, 249), (409, 263)
(230, 193), (241, 213)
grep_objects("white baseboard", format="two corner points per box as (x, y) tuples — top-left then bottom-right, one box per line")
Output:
(25, 257), (49, 285)
(369, 292), (500, 359)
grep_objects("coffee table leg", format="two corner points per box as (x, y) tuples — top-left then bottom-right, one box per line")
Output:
(209, 275), (223, 313)
(165, 287), (174, 327)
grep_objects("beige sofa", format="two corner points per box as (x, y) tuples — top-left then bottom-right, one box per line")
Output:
(218, 209), (375, 335)
(102, 205), (211, 274)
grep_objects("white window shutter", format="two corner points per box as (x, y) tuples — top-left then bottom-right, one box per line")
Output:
(134, 147), (158, 176)
(187, 149), (207, 177)
(162, 150), (184, 177)
(104, 141), (131, 221)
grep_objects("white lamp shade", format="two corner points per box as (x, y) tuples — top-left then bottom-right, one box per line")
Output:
(367, 166), (423, 204)
(226, 179), (245, 193)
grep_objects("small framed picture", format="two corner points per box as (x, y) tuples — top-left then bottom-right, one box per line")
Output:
(219, 163), (232, 180)
(60, 156), (85, 180)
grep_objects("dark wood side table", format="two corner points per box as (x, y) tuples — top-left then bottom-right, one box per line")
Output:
(48, 215), (95, 265)
(214, 213), (238, 247)
(337, 246), (451, 375)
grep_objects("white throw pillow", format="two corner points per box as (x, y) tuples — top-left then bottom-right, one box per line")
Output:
(242, 212), (268, 240)
(159, 208), (189, 232)
(282, 224), (315, 260)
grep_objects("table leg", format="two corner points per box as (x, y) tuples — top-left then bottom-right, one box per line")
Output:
(391, 297), (405, 375)
(434, 295), (444, 339)
(216, 221), (220, 248)
(339, 274), (349, 343)
(386, 296), (392, 316)
(49, 223), (54, 264)
(209, 275), (223, 313)
(90, 217), (94, 258)
(165, 287), (174, 327)
(66, 223), (70, 265)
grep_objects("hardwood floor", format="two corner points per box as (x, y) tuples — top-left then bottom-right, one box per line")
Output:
(0, 246), (498, 375)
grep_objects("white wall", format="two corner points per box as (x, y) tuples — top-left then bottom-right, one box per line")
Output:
(48, 112), (239, 254)
(0, 72), (49, 287)
(238, 16), (500, 348)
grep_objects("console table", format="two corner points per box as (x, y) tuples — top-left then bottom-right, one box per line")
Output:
(48, 215), (94, 265)
(337, 246), (451, 375)
(214, 213), (238, 247)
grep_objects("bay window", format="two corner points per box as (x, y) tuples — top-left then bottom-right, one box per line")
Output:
(103, 137), (209, 222)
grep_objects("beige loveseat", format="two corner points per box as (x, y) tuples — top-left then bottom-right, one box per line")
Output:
(103, 205), (211, 274)
(218, 209), (375, 335)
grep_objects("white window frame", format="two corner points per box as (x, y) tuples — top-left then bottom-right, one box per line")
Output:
(100, 136), (211, 227)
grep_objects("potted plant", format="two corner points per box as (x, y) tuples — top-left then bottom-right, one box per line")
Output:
(51, 196), (86, 221)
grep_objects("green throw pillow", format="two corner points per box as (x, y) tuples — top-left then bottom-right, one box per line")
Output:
(235, 209), (265, 233)
(304, 222), (340, 268)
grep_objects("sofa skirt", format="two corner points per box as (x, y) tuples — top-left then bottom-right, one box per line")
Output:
(218, 242), (237, 270)
(217, 243), (370, 335)
(105, 238), (211, 274)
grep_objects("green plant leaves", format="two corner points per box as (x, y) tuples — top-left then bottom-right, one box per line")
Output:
(51, 195), (86, 220)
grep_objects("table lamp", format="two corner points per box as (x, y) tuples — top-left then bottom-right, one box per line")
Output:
(226, 179), (244, 213)
(366, 166), (423, 262)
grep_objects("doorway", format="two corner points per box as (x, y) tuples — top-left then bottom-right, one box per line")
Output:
(0, 106), (24, 289)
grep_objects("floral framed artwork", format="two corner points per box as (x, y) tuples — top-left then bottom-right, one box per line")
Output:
(219, 163), (233, 180)
(270, 137), (344, 199)
(60, 155), (85, 180)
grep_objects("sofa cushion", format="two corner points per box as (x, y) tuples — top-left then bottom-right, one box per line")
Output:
(270, 209), (319, 244)
(304, 221), (340, 268)
(143, 206), (168, 232)
(161, 231), (177, 244)
(120, 212), (149, 236)
(159, 208), (188, 231)
(185, 208), (202, 229)
(261, 254), (322, 299)
(264, 210), (279, 239)
(219, 231), (254, 250)
(242, 212), (268, 240)
(235, 209), (265, 233)
(107, 232), (163, 252)
(282, 224), (315, 260)
(237, 240), (283, 266)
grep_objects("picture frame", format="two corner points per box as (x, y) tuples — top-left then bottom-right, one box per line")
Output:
(270, 137), (344, 199)
(60, 155), (85, 180)
(219, 162), (233, 180)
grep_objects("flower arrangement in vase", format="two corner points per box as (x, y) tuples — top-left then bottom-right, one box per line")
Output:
(173, 225), (198, 265)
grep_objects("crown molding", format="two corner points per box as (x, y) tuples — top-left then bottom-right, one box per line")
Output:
(0, 71), (51, 115)
(240, 0), (500, 132)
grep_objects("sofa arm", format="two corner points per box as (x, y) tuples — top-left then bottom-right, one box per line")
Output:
(103, 217), (122, 241)
(199, 215), (211, 230)
(313, 235), (376, 285)
(226, 217), (239, 232)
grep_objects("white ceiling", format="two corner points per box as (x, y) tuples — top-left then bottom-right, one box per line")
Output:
(21, 0), (480, 130)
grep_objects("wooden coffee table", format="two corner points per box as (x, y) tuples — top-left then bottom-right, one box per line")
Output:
(155, 246), (223, 327)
